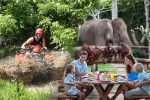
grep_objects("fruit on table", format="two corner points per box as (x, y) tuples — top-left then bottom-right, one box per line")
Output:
(89, 72), (93, 77)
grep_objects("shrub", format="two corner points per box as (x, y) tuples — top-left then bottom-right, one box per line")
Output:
(0, 15), (18, 37)
(0, 15), (19, 47)
(51, 21), (78, 52)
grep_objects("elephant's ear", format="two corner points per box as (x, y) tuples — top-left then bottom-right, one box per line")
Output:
(112, 18), (133, 46)
(113, 18), (124, 29)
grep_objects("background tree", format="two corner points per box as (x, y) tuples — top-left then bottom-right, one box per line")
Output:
(0, 15), (18, 47)
(38, 0), (100, 51)
(0, 0), (149, 56)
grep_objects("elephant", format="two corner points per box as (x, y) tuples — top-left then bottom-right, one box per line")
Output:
(79, 18), (132, 46)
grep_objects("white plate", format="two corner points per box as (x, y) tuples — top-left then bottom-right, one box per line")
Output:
(117, 80), (127, 83)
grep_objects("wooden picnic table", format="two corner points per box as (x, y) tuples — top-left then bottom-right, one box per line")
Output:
(84, 80), (127, 100)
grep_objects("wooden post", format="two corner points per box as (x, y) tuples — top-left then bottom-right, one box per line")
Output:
(111, 0), (118, 20)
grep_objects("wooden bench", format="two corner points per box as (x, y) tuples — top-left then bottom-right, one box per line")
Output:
(57, 93), (77, 100)
(132, 95), (150, 100)
(57, 84), (78, 100)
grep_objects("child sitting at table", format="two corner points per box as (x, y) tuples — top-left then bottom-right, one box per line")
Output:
(64, 64), (85, 100)
(124, 63), (150, 100)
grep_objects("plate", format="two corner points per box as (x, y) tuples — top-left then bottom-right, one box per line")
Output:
(117, 80), (127, 83)
(81, 74), (89, 79)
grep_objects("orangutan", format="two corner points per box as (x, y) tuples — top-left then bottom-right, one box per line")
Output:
(117, 42), (132, 59)
(102, 42), (117, 63)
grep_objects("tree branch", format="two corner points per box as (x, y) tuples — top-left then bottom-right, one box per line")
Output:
(130, 29), (139, 46)
(89, 7), (111, 20)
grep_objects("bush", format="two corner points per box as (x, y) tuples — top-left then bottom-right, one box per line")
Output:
(0, 15), (19, 47)
(51, 21), (78, 52)
(0, 15), (18, 37)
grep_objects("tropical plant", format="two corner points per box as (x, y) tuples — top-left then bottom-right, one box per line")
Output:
(0, 15), (18, 37)
(0, 15), (18, 47)
(51, 22), (77, 51)
(0, 79), (53, 100)
(38, 0), (100, 51)
(118, 0), (145, 29)
(4, 0), (38, 30)
(38, 0), (100, 27)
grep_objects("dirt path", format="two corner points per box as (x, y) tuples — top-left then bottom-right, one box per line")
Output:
(0, 55), (16, 67)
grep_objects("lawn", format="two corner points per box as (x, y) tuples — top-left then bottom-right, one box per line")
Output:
(87, 64), (118, 73)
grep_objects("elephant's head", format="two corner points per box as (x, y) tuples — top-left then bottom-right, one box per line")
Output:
(112, 18), (132, 46)
(79, 19), (114, 46)
(79, 18), (132, 46)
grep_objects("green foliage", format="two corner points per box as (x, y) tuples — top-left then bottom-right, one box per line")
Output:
(117, 0), (145, 29)
(0, 14), (19, 47)
(51, 22), (77, 51)
(135, 25), (150, 41)
(98, 0), (111, 19)
(1, 0), (101, 51)
(37, 17), (52, 30)
(0, 0), (148, 53)
(38, 0), (99, 27)
(132, 48), (142, 58)
(0, 15), (18, 38)
(5, 0), (38, 30)
(0, 79), (53, 100)
(99, 0), (146, 30)
(38, 0), (99, 51)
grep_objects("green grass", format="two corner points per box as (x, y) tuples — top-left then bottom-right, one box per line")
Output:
(0, 79), (53, 100)
(147, 67), (150, 73)
(88, 64), (118, 73)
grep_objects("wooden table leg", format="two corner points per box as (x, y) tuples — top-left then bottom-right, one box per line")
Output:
(94, 84), (114, 100)
(99, 85), (109, 100)
(103, 84), (114, 100)
(94, 84), (106, 100)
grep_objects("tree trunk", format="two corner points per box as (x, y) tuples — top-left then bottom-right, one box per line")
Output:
(144, 0), (149, 30)
(111, 0), (118, 20)
(144, 0), (150, 58)
(130, 29), (139, 46)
